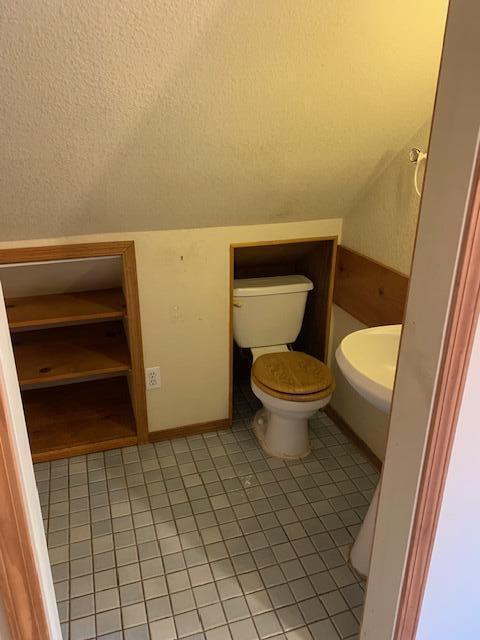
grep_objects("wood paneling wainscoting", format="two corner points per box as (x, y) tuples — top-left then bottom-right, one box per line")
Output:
(334, 245), (409, 326)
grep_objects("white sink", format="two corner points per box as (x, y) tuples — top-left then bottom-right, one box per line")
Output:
(334, 324), (402, 577)
(335, 324), (402, 414)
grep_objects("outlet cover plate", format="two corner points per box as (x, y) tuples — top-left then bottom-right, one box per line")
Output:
(145, 367), (161, 389)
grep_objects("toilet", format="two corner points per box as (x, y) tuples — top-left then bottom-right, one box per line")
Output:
(233, 274), (335, 459)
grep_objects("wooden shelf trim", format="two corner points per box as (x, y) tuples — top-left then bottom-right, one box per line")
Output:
(23, 378), (137, 462)
(6, 288), (126, 330)
(13, 321), (131, 386)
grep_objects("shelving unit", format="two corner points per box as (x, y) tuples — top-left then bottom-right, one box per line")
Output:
(22, 378), (137, 462)
(12, 320), (131, 386)
(6, 288), (126, 330)
(1, 242), (148, 462)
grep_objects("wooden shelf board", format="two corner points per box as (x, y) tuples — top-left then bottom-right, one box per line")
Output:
(23, 378), (137, 462)
(13, 321), (131, 386)
(6, 288), (126, 330)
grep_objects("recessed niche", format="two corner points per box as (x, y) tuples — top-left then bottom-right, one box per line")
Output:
(230, 237), (337, 391)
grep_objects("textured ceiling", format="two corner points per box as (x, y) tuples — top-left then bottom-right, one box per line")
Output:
(0, 0), (447, 241)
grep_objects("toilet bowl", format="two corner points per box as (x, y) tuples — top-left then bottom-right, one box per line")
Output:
(232, 274), (335, 459)
(250, 351), (334, 459)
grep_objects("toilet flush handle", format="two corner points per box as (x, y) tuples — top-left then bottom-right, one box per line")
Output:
(232, 298), (242, 308)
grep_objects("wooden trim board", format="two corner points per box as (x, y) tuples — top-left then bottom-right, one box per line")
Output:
(121, 243), (149, 443)
(230, 236), (338, 249)
(0, 370), (51, 639)
(334, 245), (409, 326)
(394, 164), (480, 639)
(324, 405), (382, 471)
(228, 245), (235, 423)
(0, 241), (133, 264)
(148, 418), (231, 443)
(324, 239), (338, 357)
(30, 436), (138, 464)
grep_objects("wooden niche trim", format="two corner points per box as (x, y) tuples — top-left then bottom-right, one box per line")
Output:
(334, 246), (409, 327)
(231, 237), (338, 358)
(230, 236), (338, 421)
(121, 242), (149, 443)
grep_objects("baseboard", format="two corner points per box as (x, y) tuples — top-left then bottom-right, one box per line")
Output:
(324, 405), (382, 471)
(148, 418), (232, 443)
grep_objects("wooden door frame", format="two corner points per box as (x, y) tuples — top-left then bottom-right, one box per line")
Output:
(0, 370), (52, 639)
(228, 235), (338, 421)
(0, 241), (149, 443)
(394, 160), (480, 638)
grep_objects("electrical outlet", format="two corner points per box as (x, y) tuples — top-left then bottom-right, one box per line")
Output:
(145, 367), (161, 389)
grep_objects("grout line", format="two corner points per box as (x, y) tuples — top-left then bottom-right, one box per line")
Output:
(40, 386), (369, 640)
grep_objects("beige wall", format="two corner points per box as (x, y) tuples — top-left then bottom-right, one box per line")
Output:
(0, 218), (342, 432)
(0, 0), (447, 454)
(342, 120), (432, 275)
(329, 122), (434, 459)
(0, 1), (447, 241)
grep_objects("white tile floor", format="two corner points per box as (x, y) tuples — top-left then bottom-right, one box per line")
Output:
(34, 383), (378, 640)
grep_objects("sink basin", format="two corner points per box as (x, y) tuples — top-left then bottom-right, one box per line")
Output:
(334, 324), (402, 577)
(335, 324), (402, 414)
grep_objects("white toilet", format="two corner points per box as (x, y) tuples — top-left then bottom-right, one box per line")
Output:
(233, 275), (335, 459)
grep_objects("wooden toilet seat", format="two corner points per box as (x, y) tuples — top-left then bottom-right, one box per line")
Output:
(251, 351), (335, 402)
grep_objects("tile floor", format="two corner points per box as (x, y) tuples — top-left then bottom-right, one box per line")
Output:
(34, 383), (378, 640)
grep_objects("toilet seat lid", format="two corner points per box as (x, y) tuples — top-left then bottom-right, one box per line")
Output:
(251, 351), (333, 395)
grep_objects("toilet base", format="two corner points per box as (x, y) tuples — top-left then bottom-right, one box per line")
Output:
(250, 380), (331, 460)
(252, 408), (311, 460)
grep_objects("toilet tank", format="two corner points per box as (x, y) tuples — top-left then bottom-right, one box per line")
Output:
(233, 275), (313, 348)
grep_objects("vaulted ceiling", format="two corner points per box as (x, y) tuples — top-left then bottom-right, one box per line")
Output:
(0, 0), (447, 241)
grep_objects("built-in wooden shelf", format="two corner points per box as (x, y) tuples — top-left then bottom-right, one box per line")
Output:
(23, 378), (137, 462)
(6, 288), (126, 330)
(12, 321), (131, 387)
(0, 241), (148, 462)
